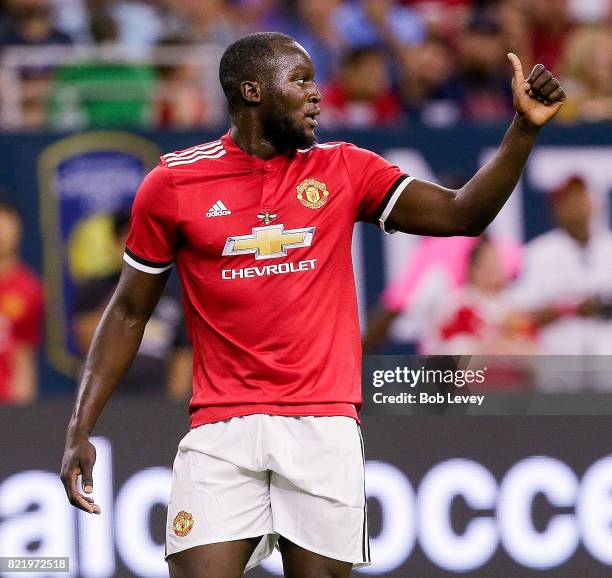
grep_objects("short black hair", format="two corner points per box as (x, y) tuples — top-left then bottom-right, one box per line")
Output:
(219, 32), (296, 113)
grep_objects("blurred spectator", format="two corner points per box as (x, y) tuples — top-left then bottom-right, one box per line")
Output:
(397, 35), (462, 125)
(0, 0), (73, 48)
(164, 0), (239, 45)
(155, 36), (211, 129)
(0, 200), (43, 405)
(321, 46), (402, 128)
(511, 175), (612, 355)
(497, 0), (532, 68)
(277, 0), (346, 84)
(111, 0), (165, 52)
(363, 235), (523, 354)
(51, 0), (91, 43)
(52, 0), (166, 48)
(524, 0), (574, 73)
(567, 0), (612, 23)
(227, 0), (285, 36)
(0, 0), (74, 128)
(399, 0), (470, 42)
(73, 211), (192, 400)
(426, 236), (537, 355)
(455, 14), (515, 121)
(335, 0), (426, 53)
(48, 5), (157, 128)
(558, 25), (612, 122)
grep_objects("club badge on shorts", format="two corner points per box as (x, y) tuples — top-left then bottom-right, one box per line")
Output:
(297, 178), (329, 209)
(173, 511), (194, 537)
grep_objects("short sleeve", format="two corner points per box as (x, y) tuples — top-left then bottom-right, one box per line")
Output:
(343, 144), (414, 231)
(124, 162), (178, 274)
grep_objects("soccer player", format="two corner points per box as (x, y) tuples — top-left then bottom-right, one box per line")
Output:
(60, 32), (566, 577)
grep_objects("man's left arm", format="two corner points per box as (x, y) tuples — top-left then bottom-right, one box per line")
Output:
(385, 54), (566, 236)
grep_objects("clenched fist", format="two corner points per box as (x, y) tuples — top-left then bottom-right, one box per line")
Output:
(508, 53), (566, 127)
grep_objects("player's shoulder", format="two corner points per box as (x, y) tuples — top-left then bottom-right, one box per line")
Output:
(160, 137), (226, 170)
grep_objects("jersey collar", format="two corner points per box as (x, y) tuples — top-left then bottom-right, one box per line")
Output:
(222, 130), (294, 169)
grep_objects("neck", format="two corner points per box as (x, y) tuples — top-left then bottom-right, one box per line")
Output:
(0, 254), (17, 275)
(230, 114), (285, 160)
(567, 228), (590, 246)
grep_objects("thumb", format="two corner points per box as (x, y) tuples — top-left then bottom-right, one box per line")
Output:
(507, 53), (525, 83)
(81, 460), (94, 494)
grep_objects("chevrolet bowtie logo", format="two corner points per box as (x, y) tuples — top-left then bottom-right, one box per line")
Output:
(222, 224), (316, 260)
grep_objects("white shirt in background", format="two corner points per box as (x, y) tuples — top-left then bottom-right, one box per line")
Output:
(511, 228), (612, 356)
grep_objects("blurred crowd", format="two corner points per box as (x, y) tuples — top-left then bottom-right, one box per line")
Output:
(0, 0), (610, 129)
(364, 175), (612, 388)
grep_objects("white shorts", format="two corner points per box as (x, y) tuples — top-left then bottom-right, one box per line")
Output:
(165, 414), (371, 571)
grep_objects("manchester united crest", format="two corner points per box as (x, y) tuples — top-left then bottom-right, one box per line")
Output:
(297, 178), (330, 209)
(173, 511), (194, 537)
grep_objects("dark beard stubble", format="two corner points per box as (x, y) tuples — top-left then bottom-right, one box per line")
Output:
(260, 105), (316, 152)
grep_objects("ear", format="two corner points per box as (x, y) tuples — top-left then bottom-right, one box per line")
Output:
(240, 80), (261, 105)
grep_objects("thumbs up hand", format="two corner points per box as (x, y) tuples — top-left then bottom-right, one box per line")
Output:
(507, 53), (566, 127)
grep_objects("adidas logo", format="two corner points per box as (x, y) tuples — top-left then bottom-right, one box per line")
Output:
(206, 200), (231, 217)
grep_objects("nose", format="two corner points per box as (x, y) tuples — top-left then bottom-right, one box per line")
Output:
(308, 83), (322, 104)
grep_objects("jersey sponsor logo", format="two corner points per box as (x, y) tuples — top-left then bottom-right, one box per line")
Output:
(297, 178), (330, 209)
(222, 224), (315, 260)
(222, 258), (317, 279)
(206, 200), (232, 217)
(172, 510), (194, 537)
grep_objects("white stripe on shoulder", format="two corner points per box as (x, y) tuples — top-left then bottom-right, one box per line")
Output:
(166, 149), (227, 167)
(163, 140), (222, 161)
(164, 143), (223, 163)
(123, 252), (173, 274)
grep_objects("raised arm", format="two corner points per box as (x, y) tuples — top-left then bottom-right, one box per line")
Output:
(385, 54), (566, 236)
(60, 264), (169, 514)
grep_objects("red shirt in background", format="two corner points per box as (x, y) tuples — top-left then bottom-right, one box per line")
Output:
(0, 263), (43, 403)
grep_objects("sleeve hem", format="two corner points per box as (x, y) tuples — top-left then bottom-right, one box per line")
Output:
(123, 250), (173, 275)
(378, 175), (415, 234)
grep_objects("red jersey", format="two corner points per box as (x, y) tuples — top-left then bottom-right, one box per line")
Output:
(125, 131), (411, 427)
(0, 263), (43, 403)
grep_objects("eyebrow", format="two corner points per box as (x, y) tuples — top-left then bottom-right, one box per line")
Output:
(289, 63), (315, 77)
